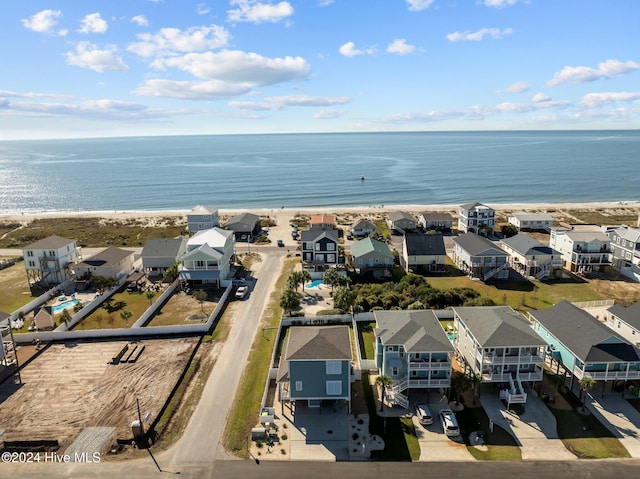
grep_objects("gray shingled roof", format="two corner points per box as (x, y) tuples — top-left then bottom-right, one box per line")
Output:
(352, 218), (376, 230)
(460, 202), (488, 211)
(530, 300), (640, 363)
(24, 235), (75, 250)
(142, 237), (185, 258)
(79, 246), (133, 267)
(453, 233), (507, 257)
(301, 228), (339, 242)
(286, 325), (352, 360)
(608, 302), (640, 331)
(510, 212), (553, 222)
(405, 233), (446, 256)
(453, 306), (545, 347)
(374, 310), (454, 353)
(501, 234), (558, 256)
(611, 227), (640, 244)
(388, 211), (415, 222)
(225, 212), (260, 231)
(420, 212), (453, 222)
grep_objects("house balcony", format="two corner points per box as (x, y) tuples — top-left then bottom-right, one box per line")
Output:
(179, 264), (220, 271)
(408, 378), (451, 388)
(573, 368), (640, 381)
(478, 351), (545, 366)
(409, 359), (452, 371)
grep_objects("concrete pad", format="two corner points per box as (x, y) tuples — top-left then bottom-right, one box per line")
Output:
(586, 394), (640, 458)
(412, 405), (474, 461)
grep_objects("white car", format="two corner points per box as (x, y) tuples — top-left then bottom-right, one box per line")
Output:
(415, 404), (433, 426)
(235, 286), (249, 299)
(439, 408), (460, 437)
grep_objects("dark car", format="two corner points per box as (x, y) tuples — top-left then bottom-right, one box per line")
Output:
(277, 239), (284, 247)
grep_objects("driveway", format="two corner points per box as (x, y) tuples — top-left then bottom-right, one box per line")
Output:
(585, 393), (640, 458)
(479, 388), (576, 460)
(288, 402), (350, 461)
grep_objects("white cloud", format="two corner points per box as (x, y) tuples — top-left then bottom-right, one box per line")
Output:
(406, 0), (435, 11)
(386, 39), (416, 55)
(498, 81), (529, 94)
(128, 25), (231, 57)
(148, 50), (309, 88)
(314, 109), (345, 119)
(133, 79), (254, 99)
(338, 41), (375, 57)
(230, 94), (350, 110)
(65, 42), (129, 72)
(532, 92), (551, 103)
(131, 15), (149, 27)
(447, 27), (513, 42)
(484, 0), (518, 8)
(227, 1), (294, 23)
(21, 9), (62, 34)
(580, 92), (640, 108)
(197, 3), (210, 15)
(318, 0), (334, 6)
(0, 90), (70, 99)
(78, 13), (108, 34)
(547, 59), (640, 87)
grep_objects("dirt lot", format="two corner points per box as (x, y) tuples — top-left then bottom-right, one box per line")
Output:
(0, 337), (199, 450)
(146, 289), (222, 327)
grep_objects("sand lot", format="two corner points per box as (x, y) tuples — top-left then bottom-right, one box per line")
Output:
(0, 337), (199, 450)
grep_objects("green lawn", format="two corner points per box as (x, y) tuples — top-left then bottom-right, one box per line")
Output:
(455, 406), (522, 460)
(73, 288), (153, 330)
(356, 321), (376, 359)
(0, 263), (43, 314)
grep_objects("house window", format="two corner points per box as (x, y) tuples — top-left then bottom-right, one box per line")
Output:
(392, 366), (398, 376)
(326, 380), (342, 395)
(386, 346), (393, 352)
(411, 370), (418, 377)
(196, 260), (205, 268)
(315, 243), (321, 251)
(358, 258), (363, 265)
(327, 243), (335, 251)
(295, 381), (303, 391)
(27, 251), (33, 257)
(28, 261), (36, 267)
(326, 361), (342, 375)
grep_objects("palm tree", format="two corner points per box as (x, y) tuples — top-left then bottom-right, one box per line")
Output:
(579, 377), (596, 407)
(145, 290), (156, 306)
(120, 310), (133, 328)
(333, 286), (356, 313)
(375, 375), (392, 412)
(299, 269), (312, 293)
(323, 268), (340, 294)
(280, 288), (300, 316)
(287, 272), (302, 292)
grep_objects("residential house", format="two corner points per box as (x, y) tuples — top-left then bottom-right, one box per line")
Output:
(549, 225), (612, 274)
(32, 306), (55, 331)
(402, 233), (446, 273)
(458, 202), (495, 235)
(606, 226), (640, 281)
(178, 227), (235, 287)
(187, 205), (219, 233)
(419, 212), (454, 232)
(387, 211), (417, 233)
(74, 247), (135, 281)
(530, 301), (640, 389)
(309, 214), (336, 230)
(453, 306), (547, 405)
(301, 228), (339, 272)
(277, 325), (353, 410)
(605, 302), (640, 348)
(225, 213), (261, 241)
(351, 218), (377, 237)
(141, 237), (187, 277)
(22, 235), (81, 286)
(500, 233), (564, 279)
(374, 310), (454, 408)
(508, 212), (554, 231)
(452, 233), (510, 280)
(350, 237), (393, 279)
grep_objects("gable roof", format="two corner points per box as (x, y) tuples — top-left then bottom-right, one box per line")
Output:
(610, 227), (640, 243)
(453, 306), (545, 347)
(225, 212), (260, 230)
(351, 237), (393, 259)
(420, 212), (453, 222)
(309, 214), (336, 225)
(285, 325), (352, 360)
(181, 243), (223, 261)
(374, 310), (454, 353)
(563, 229), (610, 243)
(79, 246), (133, 267)
(301, 228), (339, 243)
(405, 233), (446, 256)
(188, 227), (233, 249)
(454, 233), (507, 257)
(501, 234), (558, 256)
(24, 235), (75, 250)
(530, 300), (640, 362)
(142, 237), (185, 258)
(460, 202), (491, 211)
(608, 302), (640, 331)
(188, 205), (218, 216)
(388, 211), (415, 223)
(352, 218), (377, 230)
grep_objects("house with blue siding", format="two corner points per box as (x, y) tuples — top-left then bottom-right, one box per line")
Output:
(277, 325), (353, 411)
(186, 205), (219, 234)
(374, 310), (454, 408)
(530, 300), (640, 391)
(453, 306), (547, 406)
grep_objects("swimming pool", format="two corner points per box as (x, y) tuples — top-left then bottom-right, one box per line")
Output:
(447, 332), (458, 342)
(306, 280), (324, 289)
(53, 299), (79, 313)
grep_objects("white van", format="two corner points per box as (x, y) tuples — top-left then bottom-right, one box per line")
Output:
(415, 403), (433, 426)
(439, 408), (460, 437)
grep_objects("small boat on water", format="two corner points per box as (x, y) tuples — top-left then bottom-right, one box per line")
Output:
(360, 176), (365, 181)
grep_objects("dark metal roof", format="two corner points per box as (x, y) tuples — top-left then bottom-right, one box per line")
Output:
(79, 246), (133, 267)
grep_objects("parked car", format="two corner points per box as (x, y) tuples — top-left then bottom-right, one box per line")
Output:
(439, 408), (460, 437)
(235, 286), (249, 299)
(277, 239), (284, 247)
(415, 403), (433, 426)
(346, 233), (353, 240)
(291, 231), (298, 240)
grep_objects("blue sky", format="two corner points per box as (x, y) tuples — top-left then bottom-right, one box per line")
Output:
(1, 0), (639, 139)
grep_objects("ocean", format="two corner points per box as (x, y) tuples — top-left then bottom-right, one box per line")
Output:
(0, 130), (638, 214)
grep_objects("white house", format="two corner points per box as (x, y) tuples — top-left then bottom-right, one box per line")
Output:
(178, 227), (235, 287)
(508, 212), (554, 231)
(500, 234), (564, 279)
(606, 226), (640, 281)
(606, 302), (640, 348)
(75, 247), (135, 280)
(419, 212), (454, 232)
(351, 218), (377, 237)
(458, 203), (495, 235)
(549, 225), (611, 274)
(22, 235), (81, 286)
(452, 233), (510, 281)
